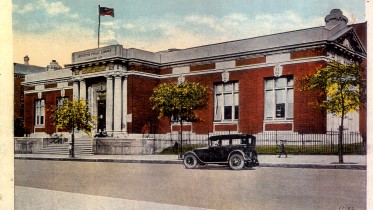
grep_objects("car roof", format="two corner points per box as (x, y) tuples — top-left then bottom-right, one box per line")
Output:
(208, 134), (255, 141)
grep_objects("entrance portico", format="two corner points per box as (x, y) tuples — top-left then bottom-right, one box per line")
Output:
(68, 45), (129, 137)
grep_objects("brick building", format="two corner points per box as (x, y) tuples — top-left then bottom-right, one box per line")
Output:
(23, 9), (366, 138)
(14, 56), (45, 136)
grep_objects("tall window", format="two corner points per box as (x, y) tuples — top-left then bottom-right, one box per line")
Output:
(57, 97), (68, 109)
(214, 82), (239, 121)
(35, 99), (45, 126)
(265, 76), (293, 120)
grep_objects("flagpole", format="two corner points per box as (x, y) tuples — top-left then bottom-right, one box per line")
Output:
(98, 5), (100, 48)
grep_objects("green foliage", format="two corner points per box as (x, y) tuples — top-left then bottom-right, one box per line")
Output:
(298, 61), (365, 117)
(53, 99), (94, 136)
(150, 82), (210, 122)
(298, 60), (366, 163)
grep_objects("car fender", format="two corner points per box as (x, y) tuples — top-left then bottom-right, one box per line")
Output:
(228, 150), (249, 161)
(184, 151), (205, 163)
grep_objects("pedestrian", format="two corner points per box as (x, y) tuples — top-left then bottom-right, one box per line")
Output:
(278, 140), (287, 158)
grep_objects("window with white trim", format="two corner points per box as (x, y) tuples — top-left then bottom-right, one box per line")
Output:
(214, 82), (239, 121)
(35, 99), (45, 126)
(57, 97), (68, 109)
(265, 76), (294, 120)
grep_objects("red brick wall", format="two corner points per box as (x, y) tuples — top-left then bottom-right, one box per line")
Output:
(171, 124), (192, 132)
(127, 75), (160, 133)
(232, 67), (272, 134)
(160, 67), (172, 75)
(24, 93), (37, 134)
(23, 88), (73, 135)
(190, 63), (215, 72)
(44, 90), (61, 134)
(352, 22), (367, 49)
(214, 124), (238, 132)
(265, 123), (293, 131)
(284, 61), (327, 133)
(65, 89), (73, 98)
(128, 63), (160, 74)
(45, 83), (58, 89)
(236, 56), (266, 66)
(14, 77), (24, 119)
(290, 48), (326, 59)
(359, 59), (367, 136)
(24, 86), (35, 91)
(153, 61), (328, 134)
(182, 73), (219, 134)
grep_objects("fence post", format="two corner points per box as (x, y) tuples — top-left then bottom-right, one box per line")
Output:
(330, 130), (334, 154)
(363, 133), (367, 155)
(301, 132), (304, 153)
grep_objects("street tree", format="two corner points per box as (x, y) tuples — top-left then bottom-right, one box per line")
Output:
(53, 99), (94, 157)
(150, 82), (210, 158)
(298, 60), (365, 163)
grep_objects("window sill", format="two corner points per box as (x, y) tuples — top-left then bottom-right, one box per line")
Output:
(263, 119), (293, 123)
(213, 121), (239, 124)
(171, 121), (192, 125)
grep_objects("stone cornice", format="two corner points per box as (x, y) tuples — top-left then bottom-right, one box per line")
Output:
(24, 86), (73, 95)
(22, 77), (72, 86)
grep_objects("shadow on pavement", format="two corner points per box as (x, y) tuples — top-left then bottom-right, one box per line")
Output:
(185, 164), (258, 171)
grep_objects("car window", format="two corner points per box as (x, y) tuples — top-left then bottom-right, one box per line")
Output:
(232, 139), (241, 144)
(221, 140), (230, 146)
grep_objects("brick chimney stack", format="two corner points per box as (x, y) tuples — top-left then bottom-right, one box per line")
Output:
(24, 55), (30, 65)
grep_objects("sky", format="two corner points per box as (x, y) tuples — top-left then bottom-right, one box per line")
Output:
(12, 0), (366, 67)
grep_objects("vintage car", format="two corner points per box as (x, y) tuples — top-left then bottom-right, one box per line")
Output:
(183, 134), (259, 170)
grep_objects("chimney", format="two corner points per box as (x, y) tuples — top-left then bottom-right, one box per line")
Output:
(324, 9), (348, 31)
(24, 55), (30, 65)
(46, 60), (62, 71)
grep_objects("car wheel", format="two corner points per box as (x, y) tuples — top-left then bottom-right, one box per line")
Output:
(183, 154), (198, 169)
(229, 154), (244, 170)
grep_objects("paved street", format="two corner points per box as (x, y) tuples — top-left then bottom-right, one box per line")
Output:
(15, 160), (366, 210)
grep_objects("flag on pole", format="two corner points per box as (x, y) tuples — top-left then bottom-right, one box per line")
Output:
(98, 5), (114, 48)
(99, 6), (114, 17)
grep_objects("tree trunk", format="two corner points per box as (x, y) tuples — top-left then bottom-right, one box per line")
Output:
(71, 129), (75, 158)
(338, 116), (344, 164)
(179, 119), (183, 159)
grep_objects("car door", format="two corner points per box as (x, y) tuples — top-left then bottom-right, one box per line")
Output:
(200, 145), (219, 162)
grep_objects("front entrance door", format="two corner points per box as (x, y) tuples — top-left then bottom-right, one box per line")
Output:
(97, 100), (106, 133)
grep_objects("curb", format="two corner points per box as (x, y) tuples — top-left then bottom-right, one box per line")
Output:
(15, 157), (182, 165)
(15, 157), (366, 170)
(259, 163), (366, 170)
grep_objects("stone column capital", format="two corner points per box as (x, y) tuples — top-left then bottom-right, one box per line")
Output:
(113, 71), (127, 78)
(71, 78), (80, 83)
(105, 74), (114, 79)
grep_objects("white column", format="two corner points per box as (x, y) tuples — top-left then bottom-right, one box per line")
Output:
(113, 75), (122, 134)
(79, 79), (86, 101)
(122, 76), (128, 133)
(106, 76), (113, 132)
(87, 86), (93, 116)
(73, 80), (79, 100)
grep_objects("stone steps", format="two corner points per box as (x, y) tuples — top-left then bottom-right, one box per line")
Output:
(35, 139), (94, 155)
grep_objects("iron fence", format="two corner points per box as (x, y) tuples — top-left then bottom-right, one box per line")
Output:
(254, 131), (366, 155)
(151, 131), (366, 155)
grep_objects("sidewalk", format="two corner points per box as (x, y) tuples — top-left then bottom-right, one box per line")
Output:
(14, 154), (366, 170)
